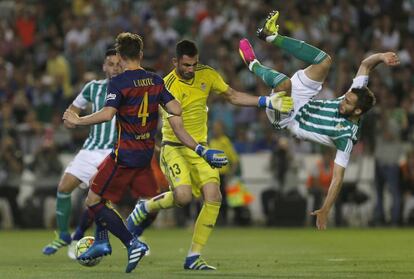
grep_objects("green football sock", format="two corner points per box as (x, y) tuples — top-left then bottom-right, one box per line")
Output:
(270, 35), (327, 64)
(56, 191), (71, 234)
(251, 62), (288, 88)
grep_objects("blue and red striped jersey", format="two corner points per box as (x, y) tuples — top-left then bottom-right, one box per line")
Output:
(105, 69), (175, 167)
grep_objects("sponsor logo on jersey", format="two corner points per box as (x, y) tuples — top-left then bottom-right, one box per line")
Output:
(106, 93), (117, 101)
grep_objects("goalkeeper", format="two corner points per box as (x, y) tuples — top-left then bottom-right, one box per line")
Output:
(239, 11), (400, 230)
(126, 39), (293, 270)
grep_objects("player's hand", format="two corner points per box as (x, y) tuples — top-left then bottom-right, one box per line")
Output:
(311, 208), (329, 230)
(381, 52), (400, 66)
(63, 120), (76, 129)
(258, 91), (293, 113)
(195, 144), (228, 168)
(63, 109), (80, 126)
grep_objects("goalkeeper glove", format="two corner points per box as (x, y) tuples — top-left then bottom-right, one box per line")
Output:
(195, 144), (228, 168)
(258, 91), (293, 112)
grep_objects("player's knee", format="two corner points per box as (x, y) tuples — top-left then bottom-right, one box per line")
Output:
(57, 180), (73, 193)
(204, 192), (222, 204)
(173, 187), (192, 206)
(85, 191), (101, 207)
(320, 54), (332, 71)
(203, 186), (222, 203)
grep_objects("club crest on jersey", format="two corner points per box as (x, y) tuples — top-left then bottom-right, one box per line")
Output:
(335, 123), (344, 130)
(106, 93), (117, 101)
(201, 82), (206, 91)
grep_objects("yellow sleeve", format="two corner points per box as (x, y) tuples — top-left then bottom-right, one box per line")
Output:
(210, 69), (229, 94)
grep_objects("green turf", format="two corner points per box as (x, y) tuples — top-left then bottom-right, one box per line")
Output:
(1, 228), (414, 279)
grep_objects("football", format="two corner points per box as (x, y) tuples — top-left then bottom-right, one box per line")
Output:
(75, 236), (103, 267)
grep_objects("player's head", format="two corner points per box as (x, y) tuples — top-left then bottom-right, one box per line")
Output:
(339, 87), (376, 117)
(174, 40), (198, 80)
(103, 48), (122, 78)
(115, 32), (143, 62)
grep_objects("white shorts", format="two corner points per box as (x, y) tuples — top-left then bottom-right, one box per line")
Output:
(266, 69), (323, 131)
(64, 149), (112, 185)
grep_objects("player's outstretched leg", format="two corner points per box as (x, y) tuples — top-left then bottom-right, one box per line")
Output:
(239, 38), (290, 91)
(86, 200), (148, 273)
(184, 200), (220, 271)
(42, 231), (71, 255)
(257, 10), (328, 65)
(68, 208), (94, 259)
(127, 192), (176, 235)
(184, 255), (216, 270)
(78, 223), (112, 260)
(43, 191), (73, 255)
(125, 238), (149, 273)
(43, 174), (81, 256)
(126, 200), (149, 235)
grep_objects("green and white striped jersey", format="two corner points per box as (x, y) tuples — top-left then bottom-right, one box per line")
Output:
(294, 96), (360, 154)
(72, 79), (116, 150)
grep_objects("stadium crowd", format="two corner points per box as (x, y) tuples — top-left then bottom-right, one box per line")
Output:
(1, 0), (414, 228)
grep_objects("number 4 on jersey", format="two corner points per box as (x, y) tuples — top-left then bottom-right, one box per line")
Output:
(138, 92), (149, 126)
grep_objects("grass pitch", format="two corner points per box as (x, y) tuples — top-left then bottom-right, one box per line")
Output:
(1, 228), (414, 279)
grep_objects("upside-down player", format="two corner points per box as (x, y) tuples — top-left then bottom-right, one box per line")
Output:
(239, 11), (400, 230)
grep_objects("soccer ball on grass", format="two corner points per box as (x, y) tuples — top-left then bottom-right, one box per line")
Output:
(75, 236), (102, 267)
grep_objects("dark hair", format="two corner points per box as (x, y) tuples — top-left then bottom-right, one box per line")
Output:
(105, 48), (117, 57)
(176, 40), (198, 58)
(115, 32), (143, 60)
(351, 87), (376, 114)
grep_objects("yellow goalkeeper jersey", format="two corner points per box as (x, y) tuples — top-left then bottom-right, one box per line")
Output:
(162, 64), (229, 143)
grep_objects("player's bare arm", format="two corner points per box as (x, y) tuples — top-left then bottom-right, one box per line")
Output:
(163, 99), (182, 116)
(356, 52), (400, 77)
(224, 87), (260, 106)
(63, 106), (117, 127)
(311, 163), (346, 230)
(167, 115), (197, 150)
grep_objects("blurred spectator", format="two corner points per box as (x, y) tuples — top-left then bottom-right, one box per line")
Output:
(46, 44), (72, 101)
(401, 149), (414, 224)
(0, 135), (23, 227)
(306, 147), (335, 215)
(210, 120), (240, 225)
(31, 140), (63, 189)
(373, 14), (401, 51)
(15, 7), (36, 49)
(373, 96), (407, 226)
(270, 136), (292, 190)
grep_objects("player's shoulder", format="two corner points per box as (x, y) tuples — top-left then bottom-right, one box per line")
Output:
(164, 70), (178, 89)
(143, 69), (164, 84)
(81, 79), (106, 91)
(196, 63), (216, 73)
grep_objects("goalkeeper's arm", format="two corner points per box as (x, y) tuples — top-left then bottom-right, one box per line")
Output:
(224, 87), (293, 112)
(165, 101), (228, 168)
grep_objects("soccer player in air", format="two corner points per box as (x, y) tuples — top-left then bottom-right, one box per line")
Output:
(63, 32), (229, 273)
(126, 39), (294, 270)
(238, 11), (400, 230)
(42, 49), (122, 258)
